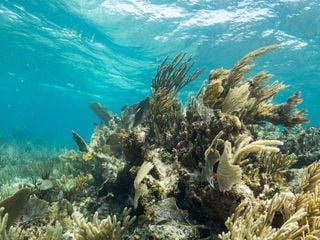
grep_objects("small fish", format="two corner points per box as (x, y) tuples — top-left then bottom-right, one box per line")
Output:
(57, 190), (64, 200)
(72, 131), (89, 152)
(133, 97), (150, 127)
(156, 219), (171, 225)
(90, 102), (114, 124)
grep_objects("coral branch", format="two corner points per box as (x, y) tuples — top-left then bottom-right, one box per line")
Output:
(151, 53), (202, 95)
(201, 45), (307, 128)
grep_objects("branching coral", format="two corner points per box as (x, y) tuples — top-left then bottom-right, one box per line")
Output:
(202, 45), (279, 109)
(258, 152), (297, 182)
(0, 206), (58, 240)
(151, 53), (202, 95)
(0, 209), (28, 240)
(300, 160), (320, 193)
(281, 127), (320, 166)
(200, 45), (307, 128)
(220, 159), (320, 239)
(149, 88), (180, 139)
(186, 133), (289, 226)
(256, 91), (307, 128)
(149, 53), (202, 141)
(74, 207), (136, 240)
(219, 194), (308, 240)
(0, 207), (9, 240)
(250, 124), (320, 167)
(49, 199), (73, 230)
(41, 222), (63, 240)
(55, 174), (93, 201)
(225, 45), (279, 90)
(295, 186), (320, 238)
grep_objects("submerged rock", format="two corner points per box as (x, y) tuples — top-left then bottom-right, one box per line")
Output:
(21, 196), (49, 222)
(0, 188), (31, 225)
(39, 179), (54, 191)
(148, 223), (199, 240)
(136, 198), (200, 240)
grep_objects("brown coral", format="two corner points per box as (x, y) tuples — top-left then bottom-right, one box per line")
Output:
(149, 53), (202, 142)
(201, 45), (307, 128)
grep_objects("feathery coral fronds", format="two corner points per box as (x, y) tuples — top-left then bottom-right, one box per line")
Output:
(250, 72), (285, 101)
(151, 53), (202, 95)
(300, 160), (320, 193)
(221, 160), (320, 240)
(221, 82), (251, 115)
(257, 91), (308, 128)
(226, 45), (279, 90)
(150, 53), (202, 140)
(220, 193), (308, 240)
(233, 139), (283, 165)
(201, 45), (307, 128)
(259, 152), (297, 181)
(295, 185), (320, 237)
(202, 68), (229, 107)
(149, 88), (178, 137)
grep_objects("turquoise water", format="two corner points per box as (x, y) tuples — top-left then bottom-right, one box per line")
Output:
(1, 0), (319, 146)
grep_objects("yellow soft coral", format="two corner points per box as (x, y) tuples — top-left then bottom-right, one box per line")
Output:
(82, 151), (95, 161)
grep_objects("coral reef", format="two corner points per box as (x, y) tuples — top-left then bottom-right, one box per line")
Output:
(1, 46), (320, 239)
